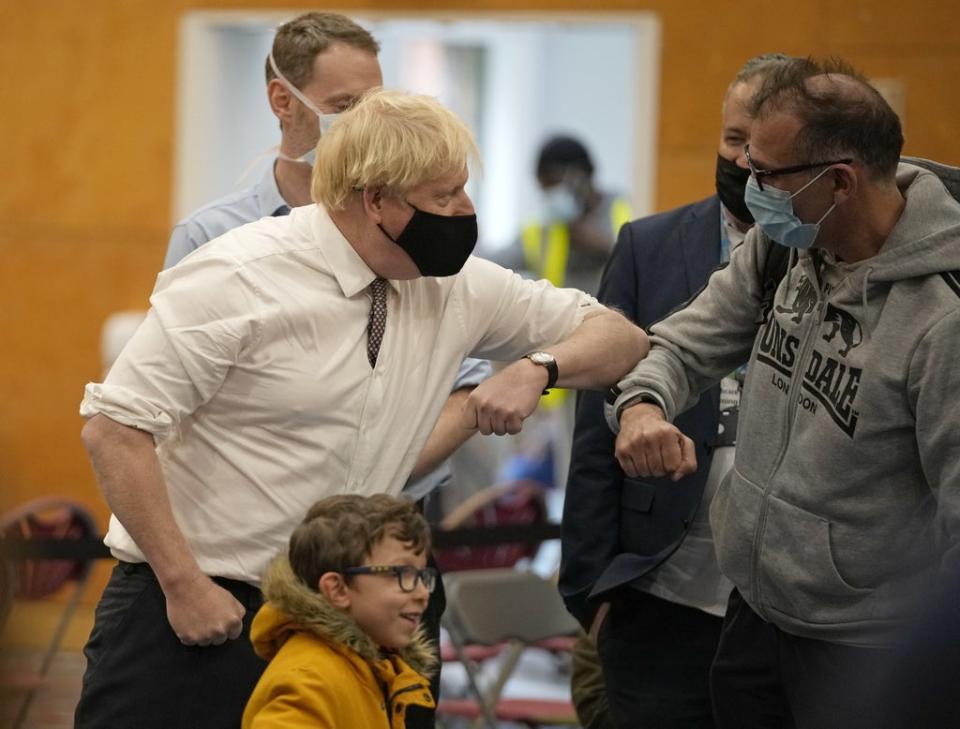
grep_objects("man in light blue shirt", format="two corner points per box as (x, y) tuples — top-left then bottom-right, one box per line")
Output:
(163, 162), (290, 269)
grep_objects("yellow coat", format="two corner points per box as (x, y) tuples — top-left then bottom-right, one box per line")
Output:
(242, 558), (436, 729)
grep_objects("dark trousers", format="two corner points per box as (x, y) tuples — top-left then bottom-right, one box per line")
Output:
(710, 590), (890, 729)
(597, 588), (723, 729)
(74, 562), (267, 729)
(75, 559), (446, 729)
(407, 551), (446, 729)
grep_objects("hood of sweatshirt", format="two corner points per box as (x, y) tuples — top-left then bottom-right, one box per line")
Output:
(822, 163), (960, 284)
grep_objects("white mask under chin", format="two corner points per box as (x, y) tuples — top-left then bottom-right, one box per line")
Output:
(319, 112), (341, 135)
(277, 146), (317, 167)
(270, 51), (343, 166)
(278, 113), (340, 166)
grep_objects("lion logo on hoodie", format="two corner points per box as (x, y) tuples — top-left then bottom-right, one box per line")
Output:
(822, 304), (863, 357)
(776, 275), (818, 323)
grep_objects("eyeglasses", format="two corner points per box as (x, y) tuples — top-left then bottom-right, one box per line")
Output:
(341, 565), (438, 593)
(745, 144), (852, 192)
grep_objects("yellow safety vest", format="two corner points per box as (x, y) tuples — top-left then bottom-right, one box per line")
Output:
(520, 197), (632, 409)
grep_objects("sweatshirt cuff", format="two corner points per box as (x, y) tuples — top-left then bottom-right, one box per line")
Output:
(605, 386), (668, 434)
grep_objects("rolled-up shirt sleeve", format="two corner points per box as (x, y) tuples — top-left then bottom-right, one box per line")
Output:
(456, 256), (604, 361)
(80, 252), (263, 438)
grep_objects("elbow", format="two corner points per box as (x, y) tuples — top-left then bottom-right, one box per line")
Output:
(81, 415), (107, 458)
(81, 413), (148, 459)
(613, 314), (648, 372)
(592, 312), (649, 384)
(635, 325), (651, 361)
(614, 324), (649, 380)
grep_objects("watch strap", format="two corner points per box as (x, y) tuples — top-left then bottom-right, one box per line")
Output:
(525, 353), (559, 394)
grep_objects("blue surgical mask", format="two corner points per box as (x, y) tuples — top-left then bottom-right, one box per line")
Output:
(744, 167), (837, 249)
(269, 52), (342, 166)
(543, 185), (581, 223)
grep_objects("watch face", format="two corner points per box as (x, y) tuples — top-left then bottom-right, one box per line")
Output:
(529, 352), (554, 365)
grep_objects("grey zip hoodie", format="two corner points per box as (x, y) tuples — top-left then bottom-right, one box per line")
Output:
(612, 163), (960, 647)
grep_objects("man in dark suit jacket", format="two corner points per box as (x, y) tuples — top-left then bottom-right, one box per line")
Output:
(559, 54), (793, 729)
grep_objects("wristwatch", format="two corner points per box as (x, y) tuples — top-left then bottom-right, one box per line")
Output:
(524, 351), (559, 394)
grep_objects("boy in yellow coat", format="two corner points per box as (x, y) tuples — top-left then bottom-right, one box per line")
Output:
(243, 494), (437, 728)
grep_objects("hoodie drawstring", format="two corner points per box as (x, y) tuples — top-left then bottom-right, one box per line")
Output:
(861, 267), (873, 311)
(785, 247), (797, 293)
(859, 266), (875, 337)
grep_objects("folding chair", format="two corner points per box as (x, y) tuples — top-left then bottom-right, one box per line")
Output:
(0, 497), (98, 729)
(434, 480), (547, 573)
(437, 568), (580, 729)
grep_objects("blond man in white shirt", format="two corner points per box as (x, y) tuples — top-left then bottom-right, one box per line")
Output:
(76, 89), (646, 729)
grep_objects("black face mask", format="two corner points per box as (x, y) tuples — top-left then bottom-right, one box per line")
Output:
(715, 153), (754, 225)
(379, 203), (478, 277)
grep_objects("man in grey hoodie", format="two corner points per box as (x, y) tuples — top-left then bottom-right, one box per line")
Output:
(608, 56), (960, 728)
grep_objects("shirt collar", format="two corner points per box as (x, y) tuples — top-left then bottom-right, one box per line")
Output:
(258, 159), (291, 218)
(720, 203), (748, 259)
(310, 205), (401, 298)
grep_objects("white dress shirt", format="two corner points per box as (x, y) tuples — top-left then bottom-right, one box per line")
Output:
(160, 160), (492, 501)
(82, 204), (601, 584)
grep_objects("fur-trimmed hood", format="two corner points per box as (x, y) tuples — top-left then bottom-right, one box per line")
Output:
(251, 556), (437, 676)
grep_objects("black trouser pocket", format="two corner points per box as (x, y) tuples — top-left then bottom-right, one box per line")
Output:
(75, 562), (267, 729)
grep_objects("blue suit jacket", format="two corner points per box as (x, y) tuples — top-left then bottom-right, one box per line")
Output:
(559, 195), (724, 628)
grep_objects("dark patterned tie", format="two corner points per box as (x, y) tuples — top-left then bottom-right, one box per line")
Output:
(366, 278), (388, 368)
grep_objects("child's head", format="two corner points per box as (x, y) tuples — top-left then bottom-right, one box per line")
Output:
(288, 493), (434, 650)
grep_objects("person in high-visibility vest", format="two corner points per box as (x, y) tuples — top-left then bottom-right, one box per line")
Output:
(496, 136), (631, 414)
(509, 135), (632, 298)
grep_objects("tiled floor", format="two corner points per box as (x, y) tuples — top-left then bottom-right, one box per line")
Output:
(0, 599), (578, 729)
(0, 649), (83, 729)
(0, 649), (576, 729)
(0, 597), (94, 729)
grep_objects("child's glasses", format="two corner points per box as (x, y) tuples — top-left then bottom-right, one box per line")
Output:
(341, 565), (438, 593)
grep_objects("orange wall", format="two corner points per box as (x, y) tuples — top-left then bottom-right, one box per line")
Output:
(1, 0), (958, 531)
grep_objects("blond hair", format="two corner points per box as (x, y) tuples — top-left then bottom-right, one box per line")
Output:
(311, 88), (479, 210)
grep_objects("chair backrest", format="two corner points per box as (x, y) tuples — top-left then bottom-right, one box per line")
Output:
(443, 568), (579, 646)
(434, 480), (547, 572)
(0, 498), (98, 600)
